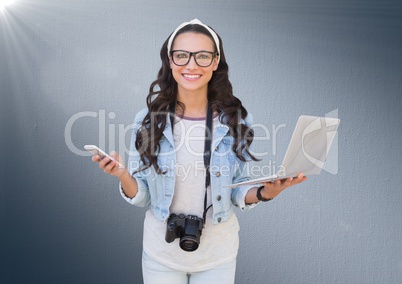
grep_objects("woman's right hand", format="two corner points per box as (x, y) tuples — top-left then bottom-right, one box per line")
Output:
(91, 151), (138, 198)
(91, 151), (127, 178)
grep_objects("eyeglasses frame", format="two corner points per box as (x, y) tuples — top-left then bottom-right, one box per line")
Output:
(169, 50), (219, 67)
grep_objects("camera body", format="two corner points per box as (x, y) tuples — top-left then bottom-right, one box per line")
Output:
(165, 213), (204, 252)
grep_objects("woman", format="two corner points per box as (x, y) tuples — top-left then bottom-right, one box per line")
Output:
(91, 19), (307, 284)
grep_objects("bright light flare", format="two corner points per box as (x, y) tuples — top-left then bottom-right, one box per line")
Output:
(0, 0), (16, 12)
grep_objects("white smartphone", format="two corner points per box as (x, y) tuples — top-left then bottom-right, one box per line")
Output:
(84, 145), (124, 168)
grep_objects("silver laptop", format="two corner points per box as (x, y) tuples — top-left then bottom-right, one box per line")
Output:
(226, 115), (340, 188)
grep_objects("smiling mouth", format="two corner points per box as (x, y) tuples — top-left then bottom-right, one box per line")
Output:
(183, 74), (202, 79)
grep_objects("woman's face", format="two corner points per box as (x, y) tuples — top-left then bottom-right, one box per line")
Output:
(169, 32), (219, 96)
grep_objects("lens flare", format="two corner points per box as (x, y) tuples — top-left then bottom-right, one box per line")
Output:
(0, 0), (15, 11)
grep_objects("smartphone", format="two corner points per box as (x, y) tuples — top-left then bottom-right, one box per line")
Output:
(84, 145), (124, 168)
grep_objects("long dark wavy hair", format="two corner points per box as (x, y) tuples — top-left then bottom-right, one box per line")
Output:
(135, 23), (259, 174)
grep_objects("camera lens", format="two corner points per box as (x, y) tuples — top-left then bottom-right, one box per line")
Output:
(180, 236), (199, 252)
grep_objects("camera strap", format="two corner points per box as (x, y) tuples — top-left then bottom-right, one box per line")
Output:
(203, 103), (213, 223)
(170, 102), (213, 224)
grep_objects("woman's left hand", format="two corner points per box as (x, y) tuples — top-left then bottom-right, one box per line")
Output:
(260, 173), (308, 200)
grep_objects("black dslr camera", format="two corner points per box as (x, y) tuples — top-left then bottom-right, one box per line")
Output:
(165, 213), (204, 252)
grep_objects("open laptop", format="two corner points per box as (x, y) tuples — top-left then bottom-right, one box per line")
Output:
(226, 115), (340, 188)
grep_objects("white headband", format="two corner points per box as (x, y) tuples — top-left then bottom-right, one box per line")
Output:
(167, 19), (220, 64)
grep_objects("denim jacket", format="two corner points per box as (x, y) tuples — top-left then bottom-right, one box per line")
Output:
(120, 108), (258, 224)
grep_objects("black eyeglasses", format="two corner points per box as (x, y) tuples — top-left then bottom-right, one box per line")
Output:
(170, 50), (219, 67)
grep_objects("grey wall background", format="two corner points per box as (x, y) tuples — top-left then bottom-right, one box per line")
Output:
(1, 0), (401, 283)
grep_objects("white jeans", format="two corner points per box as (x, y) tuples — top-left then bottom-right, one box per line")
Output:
(142, 251), (236, 284)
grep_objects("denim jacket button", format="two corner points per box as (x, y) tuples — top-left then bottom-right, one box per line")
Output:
(215, 146), (219, 151)
(217, 195), (222, 201)
(217, 217), (222, 223)
(215, 172), (221, 177)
